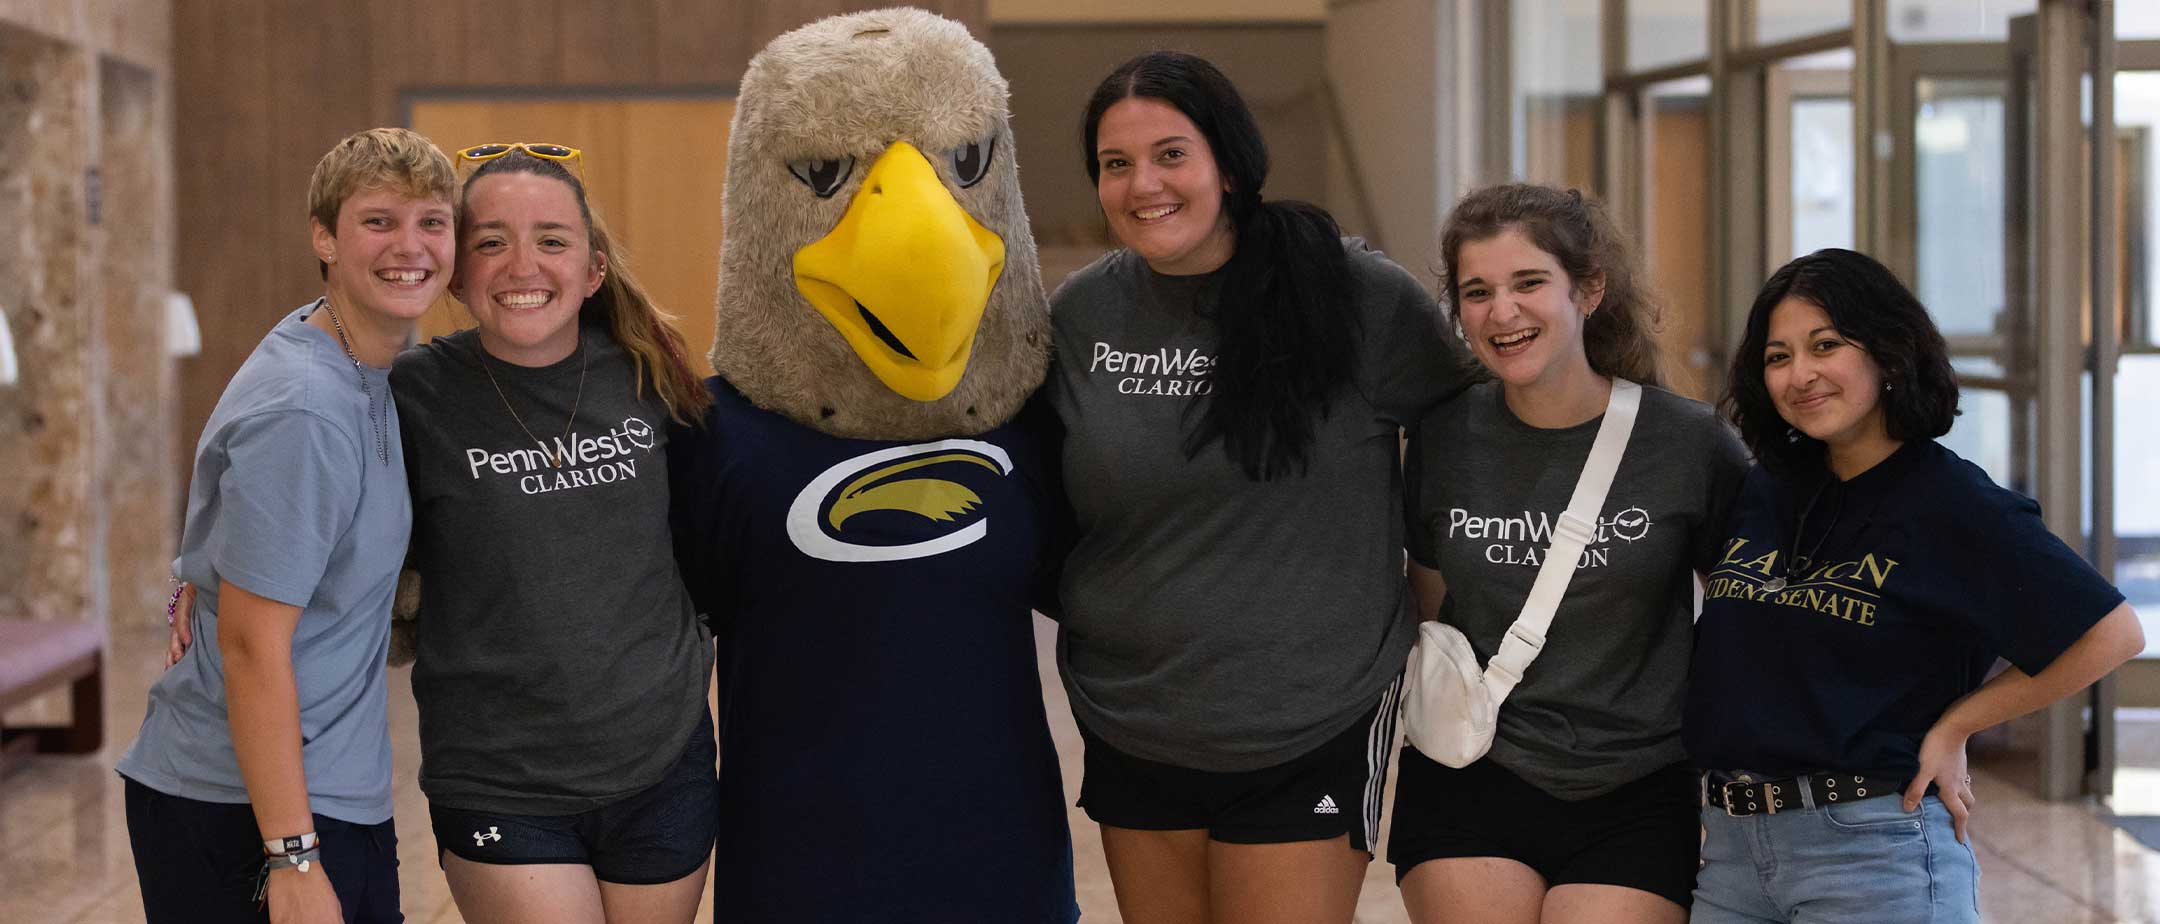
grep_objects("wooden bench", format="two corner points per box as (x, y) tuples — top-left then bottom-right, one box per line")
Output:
(0, 620), (104, 770)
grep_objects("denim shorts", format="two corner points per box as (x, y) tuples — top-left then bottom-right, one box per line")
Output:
(1693, 786), (1980, 924)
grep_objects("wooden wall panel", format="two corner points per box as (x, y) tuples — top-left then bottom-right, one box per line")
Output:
(174, 0), (277, 461)
(559, 3), (660, 86)
(653, 0), (752, 84)
(175, 1), (987, 478)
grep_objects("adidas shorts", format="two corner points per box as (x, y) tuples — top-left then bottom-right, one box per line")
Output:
(1075, 677), (1401, 853)
(428, 707), (717, 885)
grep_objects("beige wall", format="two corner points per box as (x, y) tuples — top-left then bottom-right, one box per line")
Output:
(990, 0), (1321, 23)
(1325, 0), (1441, 274)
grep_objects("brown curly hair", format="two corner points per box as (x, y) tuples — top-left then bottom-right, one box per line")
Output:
(1437, 183), (1665, 388)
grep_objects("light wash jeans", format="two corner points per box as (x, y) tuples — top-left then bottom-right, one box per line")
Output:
(1691, 784), (1980, 924)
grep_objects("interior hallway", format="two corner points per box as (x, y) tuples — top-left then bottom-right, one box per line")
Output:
(3, 617), (2158, 923)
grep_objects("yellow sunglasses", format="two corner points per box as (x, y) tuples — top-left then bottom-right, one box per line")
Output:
(455, 142), (583, 177)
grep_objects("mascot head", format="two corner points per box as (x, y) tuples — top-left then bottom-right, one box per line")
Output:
(710, 7), (1050, 439)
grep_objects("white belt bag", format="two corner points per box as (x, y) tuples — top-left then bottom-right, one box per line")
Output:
(1402, 379), (1642, 768)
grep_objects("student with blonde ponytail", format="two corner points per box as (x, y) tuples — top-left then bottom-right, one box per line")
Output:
(390, 146), (715, 924)
(1390, 184), (1748, 924)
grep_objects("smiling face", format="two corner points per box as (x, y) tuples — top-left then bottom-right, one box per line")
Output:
(452, 172), (605, 367)
(310, 186), (455, 324)
(1453, 228), (1601, 390)
(1093, 97), (1236, 276)
(1763, 295), (1891, 453)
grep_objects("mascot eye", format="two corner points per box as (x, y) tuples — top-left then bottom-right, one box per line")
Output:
(951, 138), (994, 188)
(788, 156), (855, 198)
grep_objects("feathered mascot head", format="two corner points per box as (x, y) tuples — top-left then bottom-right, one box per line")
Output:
(709, 7), (1050, 439)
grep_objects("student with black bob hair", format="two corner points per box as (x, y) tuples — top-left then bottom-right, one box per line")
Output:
(1686, 248), (2144, 924)
(1721, 247), (1959, 471)
(1048, 50), (1476, 924)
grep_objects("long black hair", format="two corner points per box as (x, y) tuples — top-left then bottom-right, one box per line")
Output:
(1083, 51), (1359, 481)
(1722, 248), (1958, 472)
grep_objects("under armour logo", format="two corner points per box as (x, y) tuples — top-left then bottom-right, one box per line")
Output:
(473, 827), (502, 847)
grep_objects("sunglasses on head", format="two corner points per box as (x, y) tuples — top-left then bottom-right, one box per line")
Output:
(456, 142), (584, 176)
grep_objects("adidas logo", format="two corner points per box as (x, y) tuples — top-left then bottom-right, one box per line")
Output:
(473, 826), (502, 847)
(1313, 795), (1340, 815)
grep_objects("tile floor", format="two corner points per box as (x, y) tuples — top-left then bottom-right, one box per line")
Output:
(3, 617), (2157, 923)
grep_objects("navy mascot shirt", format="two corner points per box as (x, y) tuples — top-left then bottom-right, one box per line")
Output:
(1686, 440), (2123, 780)
(670, 378), (1077, 924)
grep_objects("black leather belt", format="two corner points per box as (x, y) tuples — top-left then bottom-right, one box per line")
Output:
(1703, 772), (1895, 817)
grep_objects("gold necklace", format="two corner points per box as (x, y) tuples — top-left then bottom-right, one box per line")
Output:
(479, 330), (588, 468)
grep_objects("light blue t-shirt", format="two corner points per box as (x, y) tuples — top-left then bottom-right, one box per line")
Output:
(117, 301), (409, 824)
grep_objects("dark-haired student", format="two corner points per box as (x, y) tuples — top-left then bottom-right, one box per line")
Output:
(1046, 50), (1476, 924)
(1686, 248), (2144, 924)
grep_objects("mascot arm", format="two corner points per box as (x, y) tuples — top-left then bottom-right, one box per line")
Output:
(666, 415), (732, 632)
(1019, 390), (1072, 622)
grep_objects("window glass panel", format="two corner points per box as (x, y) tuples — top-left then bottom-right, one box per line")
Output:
(1778, 51), (1857, 260)
(2122, 3), (2160, 40)
(2116, 356), (2160, 649)
(1914, 78), (2008, 336)
(1939, 386), (2014, 488)
(1951, 355), (2006, 378)
(1628, 0), (1707, 72)
(1512, 0), (1601, 188)
(1791, 99), (1855, 255)
(2119, 72), (2160, 346)
(1888, 0), (2037, 43)
(1757, 0), (1848, 46)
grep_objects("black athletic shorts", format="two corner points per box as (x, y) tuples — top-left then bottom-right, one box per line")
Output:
(1386, 747), (1699, 908)
(429, 707), (717, 885)
(1076, 677), (1402, 852)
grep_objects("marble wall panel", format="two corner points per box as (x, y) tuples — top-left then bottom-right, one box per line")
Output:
(97, 56), (173, 627)
(0, 25), (92, 635)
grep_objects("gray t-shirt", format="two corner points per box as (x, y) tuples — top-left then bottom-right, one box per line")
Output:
(1406, 381), (1749, 799)
(1050, 243), (1475, 772)
(391, 323), (708, 815)
(118, 301), (408, 824)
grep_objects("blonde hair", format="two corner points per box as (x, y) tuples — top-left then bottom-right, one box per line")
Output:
(462, 153), (711, 425)
(1438, 183), (1665, 387)
(306, 128), (458, 277)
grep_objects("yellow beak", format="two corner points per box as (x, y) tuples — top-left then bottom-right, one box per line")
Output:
(793, 141), (1006, 402)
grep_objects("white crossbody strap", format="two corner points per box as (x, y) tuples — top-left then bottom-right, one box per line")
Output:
(1482, 379), (1642, 701)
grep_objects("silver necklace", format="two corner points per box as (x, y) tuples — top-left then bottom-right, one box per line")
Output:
(478, 330), (588, 468)
(320, 299), (390, 465)
(1762, 478), (1839, 593)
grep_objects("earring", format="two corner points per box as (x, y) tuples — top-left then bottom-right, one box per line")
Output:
(1884, 382), (1894, 392)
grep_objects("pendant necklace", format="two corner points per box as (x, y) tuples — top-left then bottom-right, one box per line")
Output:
(320, 298), (390, 465)
(479, 329), (588, 467)
(1761, 475), (1840, 594)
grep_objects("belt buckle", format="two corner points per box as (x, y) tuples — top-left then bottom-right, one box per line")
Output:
(1721, 779), (1756, 817)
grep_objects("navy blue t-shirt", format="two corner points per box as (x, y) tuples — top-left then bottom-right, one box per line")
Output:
(1686, 440), (2123, 780)
(670, 378), (1077, 924)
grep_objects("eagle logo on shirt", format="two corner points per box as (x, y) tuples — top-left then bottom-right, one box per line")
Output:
(786, 439), (1013, 562)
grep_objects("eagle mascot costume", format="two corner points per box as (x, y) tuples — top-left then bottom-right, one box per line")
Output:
(668, 9), (1077, 922)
